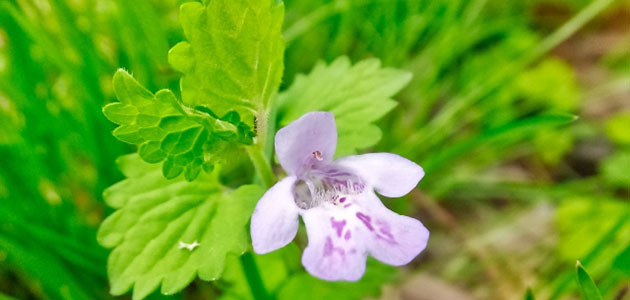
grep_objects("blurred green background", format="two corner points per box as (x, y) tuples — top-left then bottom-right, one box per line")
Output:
(0, 0), (629, 299)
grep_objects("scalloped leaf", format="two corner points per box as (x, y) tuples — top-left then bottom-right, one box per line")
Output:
(103, 70), (254, 181)
(98, 154), (264, 300)
(276, 56), (411, 156)
(168, 0), (285, 128)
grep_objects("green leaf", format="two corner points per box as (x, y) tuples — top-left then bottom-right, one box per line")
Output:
(575, 262), (603, 300)
(0, 292), (20, 300)
(557, 197), (630, 261)
(553, 197), (630, 298)
(104, 0), (281, 181)
(168, 0), (285, 128)
(218, 246), (396, 300)
(218, 244), (302, 300)
(423, 112), (577, 172)
(612, 247), (630, 276)
(516, 58), (580, 111)
(600, 150), (630, 188)
(277, 56), (411, 156)
(104, 69), (254, 181)
(605, 112), (630, 145)
(533, 128), (574, 165)
(97, 154), (265, 300)
(523, 288), (535, 300)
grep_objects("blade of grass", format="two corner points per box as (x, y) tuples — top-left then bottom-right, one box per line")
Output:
(399, 0), (616, 157)
(576, 261), (604, 300)
(548, 212), (630, 300)
(0, 208), (106, 276)
(421, 113), (577, 173)
(0, 292), (20, 300)
(0, 235), (99, 300)
(524, 288), (535, 300)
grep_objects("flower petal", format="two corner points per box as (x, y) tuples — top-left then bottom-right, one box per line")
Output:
(251, 176), (300, 254)
(355, 192), (429, 266)
(300, 207), (368, 281)
(275, 112), (337, 175)
(335, 153), (424, 197)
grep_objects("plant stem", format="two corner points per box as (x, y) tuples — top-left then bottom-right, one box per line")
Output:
(241, 103), (276, 299)
(242, 144), (275, 299)
(247, 145), (275, 189)
(240, 252), (272, 300)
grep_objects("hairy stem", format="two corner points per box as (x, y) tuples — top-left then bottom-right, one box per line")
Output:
(243, 140), (275, 299)
(247, 145), (275, 188)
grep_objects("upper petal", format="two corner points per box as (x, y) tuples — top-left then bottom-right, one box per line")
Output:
(335, 153), (424, 197)
(300, 206), (368, 281)
(251, 176), (300, 254)
(275, 112), (337, 175)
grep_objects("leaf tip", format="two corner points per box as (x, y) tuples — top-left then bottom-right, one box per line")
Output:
(113, 68), (131, 80)
(576, 260), (588, 271)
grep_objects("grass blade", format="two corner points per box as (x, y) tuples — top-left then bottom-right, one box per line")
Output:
(576, 261), (603, 300)
(422, 113), (577, 173)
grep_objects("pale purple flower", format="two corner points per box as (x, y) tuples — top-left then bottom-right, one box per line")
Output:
(250, 111), (429, 281)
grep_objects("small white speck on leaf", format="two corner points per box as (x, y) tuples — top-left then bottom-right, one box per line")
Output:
(178, 240), (200, 251)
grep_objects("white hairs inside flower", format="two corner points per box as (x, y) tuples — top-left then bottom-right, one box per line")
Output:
(292, 166), (365, 209)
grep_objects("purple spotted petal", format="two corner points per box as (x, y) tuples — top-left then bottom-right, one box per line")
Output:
(275, 112), (337, 176)
(335, 153), (424, 198)
(357, 192), (429, 266)
(251, 176), (300, 254)
(300, 207), (368, 281)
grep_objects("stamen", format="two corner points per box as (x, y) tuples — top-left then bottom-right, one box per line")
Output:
(312, 150), (323, 161)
